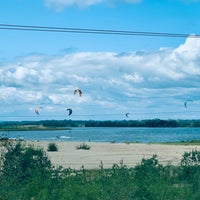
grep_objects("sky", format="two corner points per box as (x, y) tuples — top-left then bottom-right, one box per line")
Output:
(0, 0), (200, 121)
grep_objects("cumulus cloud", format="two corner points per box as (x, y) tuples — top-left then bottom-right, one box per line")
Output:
(123, 73), (144, 83)
(44, 0), (142, 10)
(1, 36), (200, 120)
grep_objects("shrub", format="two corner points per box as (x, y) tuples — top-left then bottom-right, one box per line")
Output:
(47, 143), (58, 152)
(76, 143), (91, 150)
(180, 149), (200, 182)
(0, 142), (53, 199)
(2, 143), (200, 199)
(135, 154), (164, 179)
(1, 142), (52, 176)
(181, 149), (200, 167)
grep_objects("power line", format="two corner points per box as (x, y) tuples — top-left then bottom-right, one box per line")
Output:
(1, 110), (200, 118)
(0, 23), (199, 38)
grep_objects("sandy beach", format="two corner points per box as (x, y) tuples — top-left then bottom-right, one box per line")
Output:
(24, 141), (200, 170)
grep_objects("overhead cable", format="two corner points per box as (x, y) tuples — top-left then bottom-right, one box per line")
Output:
(0, 23), (199, 38)
(1, 110), (200, 118)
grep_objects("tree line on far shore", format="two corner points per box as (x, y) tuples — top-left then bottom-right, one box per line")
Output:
(1, 119), (200, 128)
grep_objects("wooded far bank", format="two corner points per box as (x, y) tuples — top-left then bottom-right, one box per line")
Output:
(1, 119), (200, 129)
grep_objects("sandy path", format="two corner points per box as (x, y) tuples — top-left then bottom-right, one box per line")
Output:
(26, 141), (200, 170)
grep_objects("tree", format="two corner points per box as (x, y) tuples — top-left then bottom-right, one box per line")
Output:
(0, 142), (53, 199)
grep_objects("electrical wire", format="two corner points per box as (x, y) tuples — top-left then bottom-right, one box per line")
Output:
(0, 23), (199, 38)
(1, 110), (200, 118)
(0, 23), (199, 120)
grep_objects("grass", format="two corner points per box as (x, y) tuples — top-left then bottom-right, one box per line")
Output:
(76, 143), (91, 150)
(1, 142), (200, 199)
(47, 143), (58, 151)
(159, 140), (200, 145)
(0, 125), (71, 131)
(122, 140), (200, 145)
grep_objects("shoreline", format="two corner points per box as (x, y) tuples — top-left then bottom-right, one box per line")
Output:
(24, 141), (200, 170)
(0, 127), (71, 132)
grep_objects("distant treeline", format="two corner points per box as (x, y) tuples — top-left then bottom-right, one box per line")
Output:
(1, 119), (200, 128)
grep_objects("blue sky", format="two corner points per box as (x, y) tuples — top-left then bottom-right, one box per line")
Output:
(0, 0), (200, 121)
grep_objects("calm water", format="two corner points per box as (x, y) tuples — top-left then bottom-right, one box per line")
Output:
(1, 127), (200, 143)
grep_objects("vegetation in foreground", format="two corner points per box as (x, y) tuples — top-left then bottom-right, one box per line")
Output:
(1, 142), (200, 200)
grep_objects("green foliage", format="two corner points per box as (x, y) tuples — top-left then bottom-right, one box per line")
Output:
(1, 144), (200, 199)
(47, 142), (58, 151)
(0, 142), (53, 199)
(76, 143), (91, 150)
(3, 119), (200, 128)
(181, 149), (200, 167)
(180, 149), (200, 186)
(134, 155), (168, 200)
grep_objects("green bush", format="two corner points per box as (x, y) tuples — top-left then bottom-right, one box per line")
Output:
(180, 149), (200, 184)
(47, 142), (58, 152)
(76, 143), (91, 150)
(2, 143), (200, 200)
(181, 149), (200, 167)
(0, 142), (53, 199)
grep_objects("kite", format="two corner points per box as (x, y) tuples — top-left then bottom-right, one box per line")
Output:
(74, 88), (82, 96)
(34, 106), (43, 115)
(67, 108), (72, 116)
(184, 100), (193, 109)
(125, 112), (130, 118)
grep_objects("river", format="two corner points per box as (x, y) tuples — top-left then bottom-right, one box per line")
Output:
(1, 127), (200, 143)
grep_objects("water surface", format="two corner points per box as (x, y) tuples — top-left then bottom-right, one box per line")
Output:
(2, 127), (200, 143)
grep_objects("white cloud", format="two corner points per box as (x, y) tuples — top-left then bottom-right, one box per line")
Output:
(44, 0), (142, 10)
(123, 73), (144, 83)
(45, 0), (102, 10)
(1, 36), (200, 120)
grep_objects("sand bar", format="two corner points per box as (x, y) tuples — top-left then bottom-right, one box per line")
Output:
(23, 141), (200, 170)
